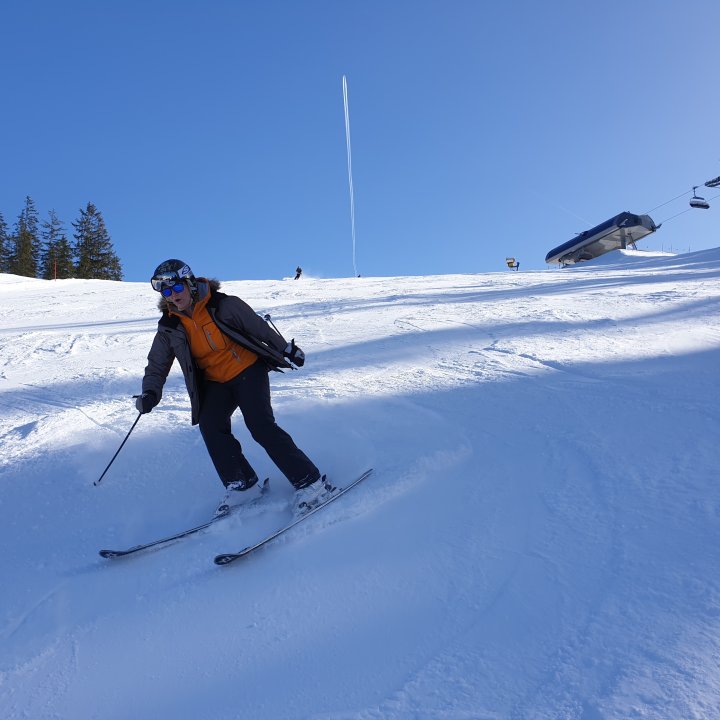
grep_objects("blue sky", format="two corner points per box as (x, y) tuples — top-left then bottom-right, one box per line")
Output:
(2, 0), (718, 282)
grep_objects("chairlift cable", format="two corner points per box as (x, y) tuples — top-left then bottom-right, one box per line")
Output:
(645, 190), (691, 214)
(657, 207), (693, 224)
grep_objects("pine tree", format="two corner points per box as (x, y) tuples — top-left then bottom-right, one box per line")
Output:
(0, 212), (9, 273)
(40, 210), (75, 279)
(73, 202), (123, 280)
(8, 196), (41, 277)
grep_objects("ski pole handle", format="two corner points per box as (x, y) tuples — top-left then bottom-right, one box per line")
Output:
(263, 313), (282, 336)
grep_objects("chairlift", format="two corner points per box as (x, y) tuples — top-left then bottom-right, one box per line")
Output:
(689, 187), (710, 210)
(705, 175), (720, 189)
(544, 211), (657, 265)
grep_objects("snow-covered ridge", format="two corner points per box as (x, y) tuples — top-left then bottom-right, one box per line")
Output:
(1, 249), (720, 719)
(566, 245), (720, 270)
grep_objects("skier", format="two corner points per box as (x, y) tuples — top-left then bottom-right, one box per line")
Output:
(136, 259), (332, 516)
(294, 266), (302, 280)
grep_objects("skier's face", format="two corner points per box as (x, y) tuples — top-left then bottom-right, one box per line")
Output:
(167, 282), (192, 312)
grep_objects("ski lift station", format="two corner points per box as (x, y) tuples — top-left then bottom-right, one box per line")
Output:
(545, 211), (658, 266)
(544, 173), (717, 267)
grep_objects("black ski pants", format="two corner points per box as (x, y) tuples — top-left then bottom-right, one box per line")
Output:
(198, 360), (319, 489)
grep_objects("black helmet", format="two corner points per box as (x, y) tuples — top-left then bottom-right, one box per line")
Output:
(150, 259), (195, 292)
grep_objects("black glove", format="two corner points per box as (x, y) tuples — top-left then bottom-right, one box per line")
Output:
(284, 339), (305, 367)
(135, 390), (158, 414)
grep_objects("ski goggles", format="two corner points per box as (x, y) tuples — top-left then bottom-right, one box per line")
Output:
(157, 281), (187, 297)
(151, 271), (186, 292)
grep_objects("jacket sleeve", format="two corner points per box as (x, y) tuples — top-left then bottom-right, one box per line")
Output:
(141, 329), (176, 402)
(219, 296), (288, 353)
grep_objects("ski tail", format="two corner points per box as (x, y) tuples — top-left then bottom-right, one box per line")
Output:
(100, 478), (270, 559)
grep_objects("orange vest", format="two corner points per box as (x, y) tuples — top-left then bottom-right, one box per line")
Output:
(172, 293), (257, 382)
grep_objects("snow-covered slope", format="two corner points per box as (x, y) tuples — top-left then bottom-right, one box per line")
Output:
(2, 249), (720, 719)
(578, 247), (677, 267)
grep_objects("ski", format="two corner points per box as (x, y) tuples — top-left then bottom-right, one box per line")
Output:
(214, 468), (373, 566)
(99, 479), (270, 559)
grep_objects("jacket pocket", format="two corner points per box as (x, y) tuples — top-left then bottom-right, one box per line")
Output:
(202, 321), (227, 351)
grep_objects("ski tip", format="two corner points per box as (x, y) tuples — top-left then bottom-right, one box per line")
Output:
(214, 554), (238, 566)
(99, 550), (120, 559)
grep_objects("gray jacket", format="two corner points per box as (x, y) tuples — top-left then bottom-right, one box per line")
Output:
(141, 279), (292, 425)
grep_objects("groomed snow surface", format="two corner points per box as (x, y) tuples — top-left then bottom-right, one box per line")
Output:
(1, 248), (719, 719)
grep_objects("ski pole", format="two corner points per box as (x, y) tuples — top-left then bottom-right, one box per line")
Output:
(263, 313), (282, 335)
(93, 410), (142, 486)
(265, 313), (303, 369)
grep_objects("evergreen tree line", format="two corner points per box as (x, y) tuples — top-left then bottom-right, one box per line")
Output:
(0, 196), (123, 280)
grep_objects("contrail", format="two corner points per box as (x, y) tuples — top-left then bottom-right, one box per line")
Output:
(342, 75), (359, 277)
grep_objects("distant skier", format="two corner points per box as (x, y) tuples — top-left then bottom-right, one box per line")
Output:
(294, 266), (302, 280)
(135, 259), (332, 516)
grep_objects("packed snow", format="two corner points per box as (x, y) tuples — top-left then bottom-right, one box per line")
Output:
(1, 247), (719, 719)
